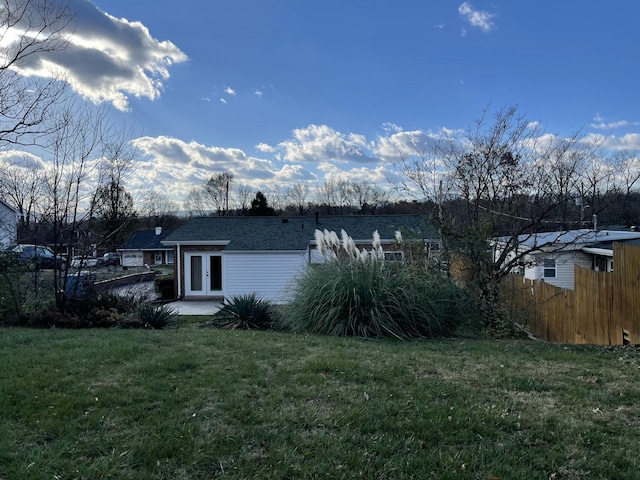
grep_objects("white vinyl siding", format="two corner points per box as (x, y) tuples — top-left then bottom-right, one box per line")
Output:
(0, 203), (17, 248)
(224, 252), (307, 303)
(524, 252), (591, 290)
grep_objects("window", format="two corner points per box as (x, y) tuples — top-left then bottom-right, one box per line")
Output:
(543, 258), (556, 278)
(209, 255), (222, 291)
(384, 251), (404, 262)
(190, 256), (202, 291)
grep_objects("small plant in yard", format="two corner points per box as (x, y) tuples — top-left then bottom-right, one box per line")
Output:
(136, 303), (178, 329)
(154, 274), (174, 300)
(212, 293), (277, 329)
(280, 229), (475, 339)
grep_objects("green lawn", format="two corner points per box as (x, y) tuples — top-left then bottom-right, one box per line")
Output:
(1, 325), (639, 479)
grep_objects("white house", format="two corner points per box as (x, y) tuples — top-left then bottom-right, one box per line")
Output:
(494, 229), (640, 290)
(162, 215), (436, 303)
(0, 199), (19, 249)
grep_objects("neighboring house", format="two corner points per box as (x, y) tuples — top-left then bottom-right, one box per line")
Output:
(494, 229), (640, 290)
(582, 236), (640, 273)
(0, 199), (19, 249)
(118, 227), (174, 267)
(162, 214), (436, 302)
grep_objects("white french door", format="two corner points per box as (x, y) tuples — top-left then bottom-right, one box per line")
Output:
(185, 253), (223, 296)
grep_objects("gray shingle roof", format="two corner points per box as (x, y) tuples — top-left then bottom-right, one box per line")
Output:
(496, 229), (640, 249)
(162, 215), (435, 251)
(120, 230), (172, 251)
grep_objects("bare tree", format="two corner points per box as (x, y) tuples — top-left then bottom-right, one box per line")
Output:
(0, 0), (72, 147)
(316, 180), (355, 214)
(609, 149), (640, 225)
(350, 180), (389, 214)
(0, 153), (45, 231)
(205, 172), (233, 215)
(396, 105), (611, 331)
(90, 127), (140, 248)
(266, 184), (284, 213)
(286, 183), (309, 215)
(42, 101), (111, 311)
(613, 149), (640, 196)
(392, 142), (444, 203)
(234, 183), (253, 214)
(185, 187), (208, 217)
(140, 189), (179, 228)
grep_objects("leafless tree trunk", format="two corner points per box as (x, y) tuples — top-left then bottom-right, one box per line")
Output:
(42, 101), (110, 311)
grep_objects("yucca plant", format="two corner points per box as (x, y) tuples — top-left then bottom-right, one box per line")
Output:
(213, 293), (276, 330)
(137, 303), (178, 329)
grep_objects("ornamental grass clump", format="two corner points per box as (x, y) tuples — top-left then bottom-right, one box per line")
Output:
(281, 229), (471, 339)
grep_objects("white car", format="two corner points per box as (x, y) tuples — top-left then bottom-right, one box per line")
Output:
(70, 256), (99, 268)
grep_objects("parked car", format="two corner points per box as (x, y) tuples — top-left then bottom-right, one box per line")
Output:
(70, 256), (99, 269)
(100, 252), (121, 266)
(11, 244), (66, 270)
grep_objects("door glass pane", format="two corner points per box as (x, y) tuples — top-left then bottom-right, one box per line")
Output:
(210, 256), (222, 291)
(190, 256), (202, 291)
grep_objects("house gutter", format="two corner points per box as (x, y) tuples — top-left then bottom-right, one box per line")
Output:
(176, 243), (182, 299)
(581, 247), (613, 257)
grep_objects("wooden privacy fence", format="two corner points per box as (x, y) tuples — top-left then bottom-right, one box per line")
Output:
(501, 243), (640, 345)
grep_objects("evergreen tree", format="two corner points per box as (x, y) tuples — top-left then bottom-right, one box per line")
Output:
(248, 191), (276, 216)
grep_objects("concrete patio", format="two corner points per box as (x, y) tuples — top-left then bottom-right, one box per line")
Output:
(165, 300), (221, 316)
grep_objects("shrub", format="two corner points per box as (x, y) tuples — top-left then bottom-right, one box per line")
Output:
(154, 274), (175, 300)
(213, 293), (277, 330)
(279, 229), (473, 339)
(136, 303), (178, 329)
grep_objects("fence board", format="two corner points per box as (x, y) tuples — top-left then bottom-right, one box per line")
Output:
(501, 243), (640, 345)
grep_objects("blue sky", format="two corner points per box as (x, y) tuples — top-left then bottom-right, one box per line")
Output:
(3, 1), (640, 208)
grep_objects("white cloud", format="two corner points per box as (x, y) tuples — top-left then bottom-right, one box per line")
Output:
(583, 133), (640, 150)
(458, 2), (496, 33)
(374, 128), (449, 163)
(590, 120), (636, 130)
(276, 124), (373, 164)
(129, 136), (315, 200)
(0, 150), (47, 170)
(225, 86), (236, 95)
(6, 0), (187, 111)
(256, 143), (275, 153)
(219, 98), (227, 104)
(254, 90), (263, 98)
